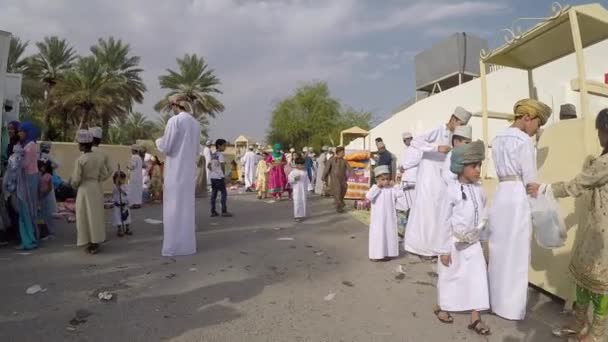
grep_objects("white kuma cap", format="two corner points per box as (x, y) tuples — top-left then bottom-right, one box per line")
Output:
(453, 125), (472, 140)
(453, 106), (472, 125)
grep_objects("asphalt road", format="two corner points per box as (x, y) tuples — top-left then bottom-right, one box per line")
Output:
(0, 193), (569, 341)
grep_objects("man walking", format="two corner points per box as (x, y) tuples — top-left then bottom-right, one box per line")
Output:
(323, 146), (350, 213)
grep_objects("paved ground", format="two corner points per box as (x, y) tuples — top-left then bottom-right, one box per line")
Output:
(0, 193), (569, 341)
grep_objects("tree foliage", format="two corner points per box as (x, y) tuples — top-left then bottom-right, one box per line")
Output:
(155, 54), (225, 117)
(107, 112), (157, 145)
(91, 37), (146, 141)
(266, 81), (371, 151)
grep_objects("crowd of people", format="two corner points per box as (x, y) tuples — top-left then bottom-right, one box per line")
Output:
(0, 120), (165, 254)
(366, 100), (608, 341)
(2, 93), (607, 340)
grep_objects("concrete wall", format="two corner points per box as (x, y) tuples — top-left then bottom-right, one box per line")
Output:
(0, 30), (10, 148)
(349, 40), (608, 179)
(353, 39), (608, 301)
(50, 141), (239, 193)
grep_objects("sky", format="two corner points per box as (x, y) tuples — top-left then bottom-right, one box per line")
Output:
(0, 0), (600, 142)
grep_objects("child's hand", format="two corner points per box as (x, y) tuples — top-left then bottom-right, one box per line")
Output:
(440, 254), (452, 267)
(438, 145), (451, 154)
(526, 183), (541, 197)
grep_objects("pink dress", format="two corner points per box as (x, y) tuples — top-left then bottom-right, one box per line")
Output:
(265, 154), (287, 195)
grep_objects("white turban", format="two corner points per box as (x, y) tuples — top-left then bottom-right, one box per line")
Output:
(89, 127), (103, 139)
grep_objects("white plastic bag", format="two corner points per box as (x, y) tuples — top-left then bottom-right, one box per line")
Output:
(529, 186), (567, 249)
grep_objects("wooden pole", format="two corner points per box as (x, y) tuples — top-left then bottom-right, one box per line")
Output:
(569, 9), (595, 155)
(480, 60), (489, 178)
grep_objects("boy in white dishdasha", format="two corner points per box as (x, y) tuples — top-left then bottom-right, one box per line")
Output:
(434, 140), (491, 336)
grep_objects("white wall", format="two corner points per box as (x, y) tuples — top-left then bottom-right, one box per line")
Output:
(0, 30), (10, 126)
(352, 40), (608, 177)
(3, 73), (22, 122)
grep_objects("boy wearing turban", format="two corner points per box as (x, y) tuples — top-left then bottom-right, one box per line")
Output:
(488, 98), (551, 321)
(435, 140), (490, 336)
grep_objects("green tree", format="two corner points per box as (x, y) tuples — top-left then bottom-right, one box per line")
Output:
(108, 112), (156, 145)
(266, 81), (370, 151)
(31, 36), (78, 140)
(154, 54), (224, 117)
(52, 56), (122, 131)
(7, 36), (29, 73)
(91, 37), (146, 141)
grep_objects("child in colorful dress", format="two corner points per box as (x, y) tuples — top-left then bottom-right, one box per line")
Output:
(288, 158), (309, 222)
(255, 152), (269, 200)
(113, 170), (131, 237)
(529, 109), (608, 342)
(38, 158), (57, 240)
(434, 140), (490, 336)
(366, 165), (407, 261)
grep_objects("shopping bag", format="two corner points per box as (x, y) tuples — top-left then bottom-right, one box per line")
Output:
(529, 186), (567, 249)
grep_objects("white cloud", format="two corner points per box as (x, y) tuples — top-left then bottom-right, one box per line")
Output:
(0, 0), (508, 140)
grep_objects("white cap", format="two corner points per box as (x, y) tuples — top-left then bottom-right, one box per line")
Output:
(453, 125), (472, 140)
(302, 147), (309, 153)
(453, 106), (472, 125)
(206, 140), (212, 146)
(89, 127), (103, 139)
(402, 132), (413, 139)
(76, 130), (94, 144)
(290, 148), (295, 153)
(374, 165), (390, 176)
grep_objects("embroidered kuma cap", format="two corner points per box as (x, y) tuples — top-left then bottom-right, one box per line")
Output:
(374, 165), (390, 176)
(76, 130), (94, 144)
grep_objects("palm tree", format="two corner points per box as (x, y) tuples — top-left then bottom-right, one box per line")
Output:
(91, 37), (146, 140)
(52, 56), (122, 131)
(113, 112), (156, 145)
(7, 36), (29, 73)
(155, 54), (225, 117)
(31, 36), (78, 140)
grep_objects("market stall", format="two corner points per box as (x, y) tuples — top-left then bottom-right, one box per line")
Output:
(340, 127), (372, 200)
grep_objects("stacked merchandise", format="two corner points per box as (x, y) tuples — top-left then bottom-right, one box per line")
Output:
(344, 151), (371, 200)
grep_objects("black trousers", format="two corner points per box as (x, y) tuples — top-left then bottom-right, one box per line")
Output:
(210, 178), (227, 214)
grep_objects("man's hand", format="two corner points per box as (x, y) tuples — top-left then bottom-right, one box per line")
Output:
(526, 183), (541, 197)
(438, 145), (451, 154)
(440, 254), (452, 267)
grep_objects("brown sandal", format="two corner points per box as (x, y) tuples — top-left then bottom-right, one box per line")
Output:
(468, 319), (491, 335)
(434, 309), (454, 324)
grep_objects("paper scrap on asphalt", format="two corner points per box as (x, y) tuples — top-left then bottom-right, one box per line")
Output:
(26, 284), (46, 295)
(276, 237), (294, 241)
(144, 219), (163, 225)
(396, 265), (407, 274)
(324, 293), (336, 301)
(98, 291), (113, 301)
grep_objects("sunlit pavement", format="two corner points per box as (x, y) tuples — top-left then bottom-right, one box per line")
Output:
(0, 193), (567, 341)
